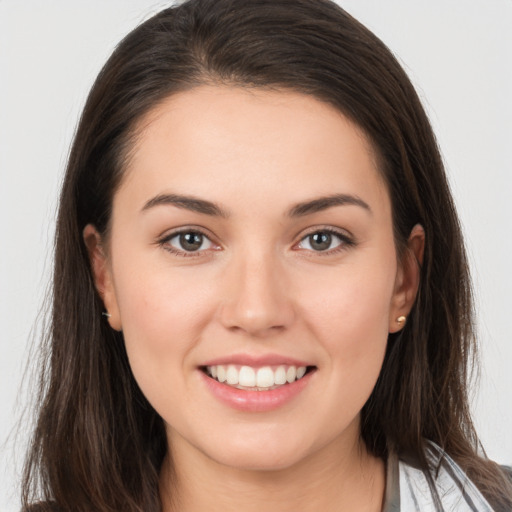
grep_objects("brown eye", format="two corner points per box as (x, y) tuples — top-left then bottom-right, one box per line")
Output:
(165, 231), (215, 253)
(309, 232), (333, 251)
(297, 230), (346, 252)
(179, 232), (204, 251)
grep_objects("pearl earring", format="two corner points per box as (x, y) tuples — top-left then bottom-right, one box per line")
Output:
(396, 315), (406, 325)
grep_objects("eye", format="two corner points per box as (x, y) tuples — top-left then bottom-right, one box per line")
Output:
(296, 229), (352, 253)
(162, 230), (217, 255)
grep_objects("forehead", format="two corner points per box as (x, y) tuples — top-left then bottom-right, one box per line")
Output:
(118, 85), (390, 218)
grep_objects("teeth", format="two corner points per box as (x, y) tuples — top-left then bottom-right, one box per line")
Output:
(274, 366), (287, 385)
(226, 366), (239, 385)
(217, 365), (226, 383)
(286, 366), (297, 383)
(256, 367), (274, 388)
(205, 364), (309, 390)
(239, 366), (256, 387)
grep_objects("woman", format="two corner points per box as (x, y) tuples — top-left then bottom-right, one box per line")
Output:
(21, 0), (512, 510)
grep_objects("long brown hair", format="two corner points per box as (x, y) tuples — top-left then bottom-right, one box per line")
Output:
(22, 0), (512, 510)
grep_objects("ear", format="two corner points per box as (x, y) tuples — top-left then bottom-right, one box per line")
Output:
(389, 224), (425, 333)
(83, 224), (122, 331)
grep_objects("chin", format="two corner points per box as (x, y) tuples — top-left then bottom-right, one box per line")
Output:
(214, 449), (304, 473)
(199, 431), (317, 473)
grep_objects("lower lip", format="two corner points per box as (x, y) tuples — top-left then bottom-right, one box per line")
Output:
(199, 370), (314, 412)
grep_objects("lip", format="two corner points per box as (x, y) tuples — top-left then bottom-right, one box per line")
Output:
(199, 366), (315, 412)
(201, 353), (312, 368)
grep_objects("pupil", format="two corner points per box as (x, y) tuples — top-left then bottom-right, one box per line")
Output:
(310, 232), (331, 251)
(180, 232), (202, 251)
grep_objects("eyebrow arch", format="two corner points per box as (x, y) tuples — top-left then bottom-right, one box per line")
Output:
(141, 193), (230, 218)
(288, 194), (372, 217)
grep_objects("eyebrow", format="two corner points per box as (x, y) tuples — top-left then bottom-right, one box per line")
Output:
(141, 192), (371, 218)
(287, 194), (372, 217)
(141, 193), (230, 217)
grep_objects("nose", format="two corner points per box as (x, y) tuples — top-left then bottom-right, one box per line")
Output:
(218, 250), (295, 337)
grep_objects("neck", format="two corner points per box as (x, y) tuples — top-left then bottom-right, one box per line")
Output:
(159, 427), (385, 512)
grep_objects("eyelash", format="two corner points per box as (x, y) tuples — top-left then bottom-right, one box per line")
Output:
(157, 227), (355, 258)
(294, 227), (355, 256)
(158, 227), (217, 258)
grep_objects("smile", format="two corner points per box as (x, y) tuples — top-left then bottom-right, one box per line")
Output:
(204, 364), (310, 391)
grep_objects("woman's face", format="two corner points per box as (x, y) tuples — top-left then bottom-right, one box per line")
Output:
(87, 86), (420, 471)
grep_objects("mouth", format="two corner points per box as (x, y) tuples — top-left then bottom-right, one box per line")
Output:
(201, 364), (317, 391)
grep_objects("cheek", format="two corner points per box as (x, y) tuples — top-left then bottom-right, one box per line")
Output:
(111, 258), (215, 390)
(115, 248), (212, 330)
(298, 256), (396, 376)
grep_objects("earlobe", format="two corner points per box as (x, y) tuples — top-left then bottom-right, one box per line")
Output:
(389, 224), (425, 333)
(83, 224), (122, 331)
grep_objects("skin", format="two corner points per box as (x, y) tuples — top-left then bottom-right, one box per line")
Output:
(85, 86), (424, 511)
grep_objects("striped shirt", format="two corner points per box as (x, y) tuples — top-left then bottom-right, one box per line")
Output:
(383, 442), (495, 512)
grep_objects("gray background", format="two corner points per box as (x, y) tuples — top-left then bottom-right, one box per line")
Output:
(1, 1), (511, 510)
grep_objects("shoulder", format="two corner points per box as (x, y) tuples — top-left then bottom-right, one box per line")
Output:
(501, 464), (512, 481)
(393, 442), (495, 512)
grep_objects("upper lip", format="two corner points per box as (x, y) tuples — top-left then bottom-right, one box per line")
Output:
(201, 353), (313, 367)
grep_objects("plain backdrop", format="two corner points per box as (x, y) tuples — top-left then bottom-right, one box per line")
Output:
(1, 1), (511, 510)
